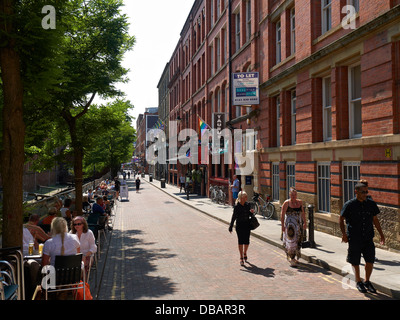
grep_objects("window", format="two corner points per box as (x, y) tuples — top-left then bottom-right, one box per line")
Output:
(323, 77), (332, 141)
(276, 96), (281, 147)
(276, 21), (281, 64)
(290, 7), (296, 54)
(349, 65), (362, 138)
(272, 163), (280, 201)
(222, 28), (227, 65)
(291, 90), (296, 145)
(210, 44), (214, 75)
(245, 131), (257, 151)
(343, 162), (360, 203)
(318, 162), (331, 213)
(235, 13), (241, 52)
(215, 37), (220, 70)
(348, 0), (359, 13)
(246, 1), (251, 42)
(216, 88), (221, 112)
(287, 162), (295, 198)
(322, 0), (332, 34)
(210, 0), (214, 27)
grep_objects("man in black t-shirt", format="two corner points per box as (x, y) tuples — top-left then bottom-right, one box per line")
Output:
(339, 183), (385, 293)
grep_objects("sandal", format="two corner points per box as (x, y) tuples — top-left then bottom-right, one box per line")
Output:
(244, 254), (248, 262)
(240, 258), (244, 266)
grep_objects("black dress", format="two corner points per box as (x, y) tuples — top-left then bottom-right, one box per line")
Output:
(229, 202), (252, 245)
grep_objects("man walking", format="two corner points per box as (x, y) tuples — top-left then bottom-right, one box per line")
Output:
(230, 175), (240, 206)
(339, 182), (385, 293)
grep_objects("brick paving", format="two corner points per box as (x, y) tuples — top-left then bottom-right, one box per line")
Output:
(94, 179), (393, 301)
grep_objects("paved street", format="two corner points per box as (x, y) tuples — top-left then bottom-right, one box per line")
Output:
(95, 178), (393, 301)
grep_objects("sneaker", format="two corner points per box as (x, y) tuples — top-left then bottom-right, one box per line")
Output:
(363, 281), (377, 293)
(356, 281), (367, 293)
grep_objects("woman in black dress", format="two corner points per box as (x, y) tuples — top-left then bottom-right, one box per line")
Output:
(229, 191), (255, 266)
(135, 176), (141, 193)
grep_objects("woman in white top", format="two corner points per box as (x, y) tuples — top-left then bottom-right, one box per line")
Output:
(42, 217), (80, 266)
(69, 216), (97, 275)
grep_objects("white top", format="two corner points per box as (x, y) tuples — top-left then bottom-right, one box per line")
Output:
(23, 227), (34, 256)
(60, 207), (70, 218)
(43, 233), (80, 265)
(71, 230), (97, 256)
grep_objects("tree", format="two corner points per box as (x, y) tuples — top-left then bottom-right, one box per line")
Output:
(53, 0), (134, 215)
(0, 0), (69, 247)
(83, 100), (136, 178)
(0, 0), (134, 247)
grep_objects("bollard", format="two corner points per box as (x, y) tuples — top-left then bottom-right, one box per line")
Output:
(161, 179), (166, 188)
(149, 174), (153, 182)
(307, 204), (316, 248)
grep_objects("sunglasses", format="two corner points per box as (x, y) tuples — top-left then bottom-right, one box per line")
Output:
(358, 190), (368, 194)
(73, 223), (83, 226)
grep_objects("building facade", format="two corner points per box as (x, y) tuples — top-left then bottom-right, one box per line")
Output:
(160, 0), (400, 251)
(135, 109), (159, 174)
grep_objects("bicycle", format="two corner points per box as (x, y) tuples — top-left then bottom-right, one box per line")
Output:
(209, 184), (217, 202)
(251, 192), (275, 219)
(216, 186), (227, 205)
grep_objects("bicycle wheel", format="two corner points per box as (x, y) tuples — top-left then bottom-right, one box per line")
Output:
(253, 202), (260, 216)
(261, 202), (275, 219)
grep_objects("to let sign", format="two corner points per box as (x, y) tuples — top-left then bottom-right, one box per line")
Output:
(232, 72), (260, 106)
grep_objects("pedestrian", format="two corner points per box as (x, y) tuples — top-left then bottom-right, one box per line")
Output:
(281, 187), (306, 267)
(128, 171), (131, 179)
(228, 191), (255, 266)
(230, 175), (240, 206)
(179, 174), (185, 193)
(114, 177), (121, 200)
(136, 176), (141, 193)
(339, 182), (385, 293)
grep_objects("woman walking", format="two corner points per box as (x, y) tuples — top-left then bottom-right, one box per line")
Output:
(281, 187), (307, 267)
(229, 191), (255, 266)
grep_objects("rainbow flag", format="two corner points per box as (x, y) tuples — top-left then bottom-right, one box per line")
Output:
(198, 116), (210, 137)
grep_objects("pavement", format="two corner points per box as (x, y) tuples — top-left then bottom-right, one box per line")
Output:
(141, 176), (400, 300)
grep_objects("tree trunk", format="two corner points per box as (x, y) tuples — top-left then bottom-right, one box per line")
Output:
(73, 147), (84, 216)
(66, 117), (83, 217)
(0, 0), (25, 248)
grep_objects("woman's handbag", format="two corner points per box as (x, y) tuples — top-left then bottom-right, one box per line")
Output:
(249, 214), (260, 230)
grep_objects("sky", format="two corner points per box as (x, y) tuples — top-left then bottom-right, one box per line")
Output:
(95, 0), (196, 130)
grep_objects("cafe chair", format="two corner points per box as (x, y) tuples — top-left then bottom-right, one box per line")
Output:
(42, 253), (85, 300)
(86, 254), (97, 288)
(0, 247), (24, 300)
(97, 215), (108, 245)
(0, 260), (19, 300)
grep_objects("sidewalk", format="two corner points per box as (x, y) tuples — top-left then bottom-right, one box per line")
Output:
(144, 176), (400, 299)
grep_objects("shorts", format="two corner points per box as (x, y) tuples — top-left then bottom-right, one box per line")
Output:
(232, 191), (238, 200)
(347, 239), (376, 266)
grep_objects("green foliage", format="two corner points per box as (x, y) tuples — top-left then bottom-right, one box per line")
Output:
(83, 99), (136, 176)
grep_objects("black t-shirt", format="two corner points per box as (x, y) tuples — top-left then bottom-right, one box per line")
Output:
(340, 198), (379, 241)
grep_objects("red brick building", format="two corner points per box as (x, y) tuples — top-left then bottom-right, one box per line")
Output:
(164, 0), (400, 251)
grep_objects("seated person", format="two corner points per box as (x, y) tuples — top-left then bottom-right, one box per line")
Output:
(60, 198), (72, 225)
(24, 214), (51, 243)
(82, 195), (91, 212)
(69, 216), (97, 277)
(40, 207), (58, 226)
(87, 196), (107, 225)
(42, 217), (80, 266)
(22, 227), (41, 299)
